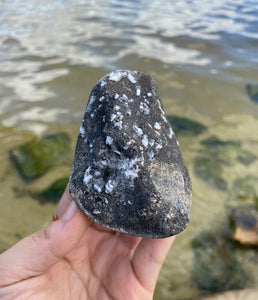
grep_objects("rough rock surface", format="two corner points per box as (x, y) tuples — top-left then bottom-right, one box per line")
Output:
(230, 208), (258, 246)
(69, 70), (192, 238)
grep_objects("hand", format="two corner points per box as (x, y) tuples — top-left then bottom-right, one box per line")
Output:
(0, 186), (175, 300)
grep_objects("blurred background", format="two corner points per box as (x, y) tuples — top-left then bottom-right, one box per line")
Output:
(0, 1), (258, 299)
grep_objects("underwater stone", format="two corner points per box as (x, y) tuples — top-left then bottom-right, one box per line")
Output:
(69, 70), (192, 238)
(246, 84), (258, 103)
(193, 155), (227, 190)
(34, 177), (69, 204)
(167, 115), (207, 135)
(192, 232), (249, 293)
(230, 208), (258, 246)
(10, 133), (71, 181)
(201, 136), (256, 166)
(227, 176), (258, 209)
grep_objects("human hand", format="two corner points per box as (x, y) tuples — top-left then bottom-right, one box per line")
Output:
(0, 186), (175, 300)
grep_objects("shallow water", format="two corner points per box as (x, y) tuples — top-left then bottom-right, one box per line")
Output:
(0, 1), (258, 299)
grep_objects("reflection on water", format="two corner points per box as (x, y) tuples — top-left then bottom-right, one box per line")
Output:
(0, 0), (258, 299)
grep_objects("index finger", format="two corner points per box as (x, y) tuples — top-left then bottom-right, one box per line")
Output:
(132, 235), (175, 292)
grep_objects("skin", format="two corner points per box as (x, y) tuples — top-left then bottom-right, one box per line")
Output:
(0, 186), (175, 300)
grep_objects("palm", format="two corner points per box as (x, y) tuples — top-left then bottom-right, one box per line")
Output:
(42, 224), (152, 300)
(0, 189), (174, 300)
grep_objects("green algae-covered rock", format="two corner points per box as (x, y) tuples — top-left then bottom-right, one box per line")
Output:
(201, 136), (239, 147)
(193, 155), (227, 190)
(192, 232), (250, 295)
(201, 136), (256, 166)
(194, 136), (257, 190)
(227, 177), (258, 246)
(167, 115), (207, 135)
(34, 177), (69, 204)
(228, 176), (258, 209)
(10, 133), (71, 181)
(246, 84), (258, 103)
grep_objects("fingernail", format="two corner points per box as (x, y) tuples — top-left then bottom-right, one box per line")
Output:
(52, 214), (59, 222)
(62, 201), (78, 222)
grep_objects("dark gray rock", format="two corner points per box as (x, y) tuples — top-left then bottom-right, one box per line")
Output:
(69, 70), (192, 238)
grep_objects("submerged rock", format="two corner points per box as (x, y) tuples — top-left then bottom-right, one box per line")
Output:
(194, 136), (257, 190)
(246, 84), (258, 103)
(10, 133), (71, 181)
(201, 136), (256, 166)
(227, 176), (258, 246)
(193, 155), (227, 190)
(167, 115), (207, 135)
(69, 70), (192, 238)
(227, 176), (258, 209)
(230, 208), (258, 246)
(34, 177), (69, 204)
(199, 288), (258, 300)
(192, 232), (250, 294)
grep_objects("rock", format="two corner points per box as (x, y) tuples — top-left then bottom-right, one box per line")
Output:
(69, 70), (192, 238)
(227, 176), (258, 209)
(33, 177), (69, 204)
(201, 136), (256, 166)
(167, 115), (207, 135)
(198, 288), (258, 300)
(194, 136), (257, 190)
(237, 150), (257, 165)
(193, 155), (227, 190)
(227, 177), (258, 246)
(10, 133), (71, 181)
(230, 208), (258, 246)
(246, 84), (258, 103)
(192, 232), (250, 294)
(201, 136), (239, 148)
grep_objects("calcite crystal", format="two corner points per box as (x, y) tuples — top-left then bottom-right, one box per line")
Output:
(69, 70), (192, 238)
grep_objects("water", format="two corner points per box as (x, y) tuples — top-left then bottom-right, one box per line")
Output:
(0, 1), (258, 299)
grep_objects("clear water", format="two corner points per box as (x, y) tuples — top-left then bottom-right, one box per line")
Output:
(0, 1), (258, 299)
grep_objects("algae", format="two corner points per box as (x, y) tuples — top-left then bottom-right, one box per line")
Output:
(192, 232), (250, 295)
(167, 115), (207, 135)
(246, 84), (258, 103)
(34, 177), (69, 204)
(10, 133), (71, 181)
(193, 155), (227, 190)
(227, 176), (258, 209)
(194, 136), (257, 190)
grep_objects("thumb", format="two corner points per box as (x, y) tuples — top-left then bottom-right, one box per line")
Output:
(0, 193), (90, 286)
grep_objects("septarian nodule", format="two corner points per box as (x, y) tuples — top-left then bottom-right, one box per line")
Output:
(69, 70), (192, 238)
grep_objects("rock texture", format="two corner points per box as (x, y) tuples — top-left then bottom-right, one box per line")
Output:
(10, 133), (71, 181)
(230, 208), (258, 246)
(69, 70), (192, 238)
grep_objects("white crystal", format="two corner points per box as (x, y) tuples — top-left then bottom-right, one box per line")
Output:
(128, 73), (136, 83)
(109, 70), (125, 82)
(142, 135), (148, 148)
(154, 122), (161, 130)
(83, 167), (92, 185)
(106, 136), (113, 145)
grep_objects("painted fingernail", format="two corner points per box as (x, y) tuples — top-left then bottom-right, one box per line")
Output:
(52, 214), (59, 222)
(62, 201), (78, 222)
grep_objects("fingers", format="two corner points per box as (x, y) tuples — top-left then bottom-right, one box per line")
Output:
(118, 233), (142, 253)
(0, 189), (90, 286)
(132, 235), (175, 292)
(54, 185), (72, 219)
